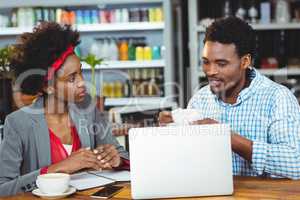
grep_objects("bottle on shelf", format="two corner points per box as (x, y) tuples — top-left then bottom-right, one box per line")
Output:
(69, 11), (76, 25)
(55, 8), (62, 24)
(223, 1), (231, 18)
(99, 10), (105, 23)
(135, 37), (146, 61)
(110, 9), (116, 23)
(115, 9), (122, 23)
(149, 8), (156, 22)
(89, 39), (102, 60)
(141, 8), (149, 22)
(127, 69), (135, 97)
(101, 82), (108, 97)
(129, 8), (140, 22)
(119, 38), (129, 61)
(102, 38), (111, 60)
(10, 9), (18, 27)
(43, 8), (50, 22)
(132, 69), (141, 96)
(128, 38), (136, 61)
(152, 45), (161, 60)
(260, 1), (271, 24)
(144, 46), (152, 60)
(115, 81), (123, 98)
(160, 46), (166, 60)
(123, 79), (131, 97)
(83, 10), (92, 24)
(91, 10), (99, 24)
(121, 8), (129, 23)
(49, 8), (56, 22)
(26, 8), (35, 27)
(108, 82), (115, 98)
(248, 1), (258, 23)
(75, 10), (83, 24)
(155, 7), (163, 22)
(61, 10), (70, 25)
(235, 1), (246, 20)
(0, 14), (9, 27)
(135, 46), (144, 61)
(148, 69), (159, 96)
(17, 8), (26, 27)
(109, 38), (119, 61)
(275, 0), (291, 23)
(140, 69), (149, 96)
(155, 69), (164, 96)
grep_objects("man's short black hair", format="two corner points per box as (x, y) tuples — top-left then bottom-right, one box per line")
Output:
(204, 16), (255, 58)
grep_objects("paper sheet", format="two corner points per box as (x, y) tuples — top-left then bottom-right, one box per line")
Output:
(171, 108), (203, 125)
(89, 170), (131, 182)
(70, 172), (115, 190)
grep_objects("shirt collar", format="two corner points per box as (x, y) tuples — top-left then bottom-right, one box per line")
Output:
(213, 68), (263, 106)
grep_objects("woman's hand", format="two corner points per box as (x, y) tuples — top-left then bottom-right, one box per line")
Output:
(47, 148), (102, 174)
(93, 144), (122, 170)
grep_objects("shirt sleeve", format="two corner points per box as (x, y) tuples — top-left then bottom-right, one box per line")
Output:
(251, 88), (300, 179)
(187, 90), (201, 109)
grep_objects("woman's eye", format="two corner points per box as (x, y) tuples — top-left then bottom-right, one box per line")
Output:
(202, 60), (209, 65)
(68, 75), (76, 82)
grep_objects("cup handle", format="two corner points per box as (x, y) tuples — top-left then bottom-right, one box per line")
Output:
(36, 179), (40, 188)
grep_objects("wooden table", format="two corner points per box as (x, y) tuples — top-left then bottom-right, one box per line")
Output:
(3, 176), (300, 200)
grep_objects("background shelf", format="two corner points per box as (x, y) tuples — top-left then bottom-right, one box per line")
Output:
(0, 22), (165, 36)
(199, 68), (300, 77)
(196, 22), (300, 33)
(81, 60), (165, 70)
(104, 97), (171, 106)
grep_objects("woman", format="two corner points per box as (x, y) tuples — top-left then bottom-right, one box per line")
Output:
(0, 22), (129, 196)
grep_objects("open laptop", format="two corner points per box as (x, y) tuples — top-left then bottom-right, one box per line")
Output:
(129, 124), (233, 199)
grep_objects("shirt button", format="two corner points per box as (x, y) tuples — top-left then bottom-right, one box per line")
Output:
(26, 184), (31, 190)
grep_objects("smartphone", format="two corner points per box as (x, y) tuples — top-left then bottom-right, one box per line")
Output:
(90, 185), (123, 199)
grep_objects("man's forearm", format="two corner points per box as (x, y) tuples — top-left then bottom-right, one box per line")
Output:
(231, 132), (253, 162)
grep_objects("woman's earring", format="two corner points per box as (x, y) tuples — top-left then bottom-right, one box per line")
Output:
(47, 89), (54, 95)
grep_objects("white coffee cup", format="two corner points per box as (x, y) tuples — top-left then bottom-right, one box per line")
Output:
(36, 173), (70, 195)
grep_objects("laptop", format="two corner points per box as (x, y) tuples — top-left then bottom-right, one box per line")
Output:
(129, 124), (233, 199)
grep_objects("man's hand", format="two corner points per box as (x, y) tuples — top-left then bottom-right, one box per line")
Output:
(158, 111), (173, 126)
(191, 118), (219, 125)
(93, 144), (122, 170)
(192, 118), (253, 161)
(112, 123), (140, 136)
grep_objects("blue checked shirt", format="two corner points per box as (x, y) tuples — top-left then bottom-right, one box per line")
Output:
(187, 68), (300, 179)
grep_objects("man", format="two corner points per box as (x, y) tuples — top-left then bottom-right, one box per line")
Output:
(159, 17), (300, 179)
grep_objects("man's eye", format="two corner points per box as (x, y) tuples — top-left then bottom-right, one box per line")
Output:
(217, 63), (226, 67)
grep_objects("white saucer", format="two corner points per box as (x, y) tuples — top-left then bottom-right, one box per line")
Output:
(32, 186), (76, 199)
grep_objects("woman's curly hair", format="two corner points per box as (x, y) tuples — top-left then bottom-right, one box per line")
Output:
(10, 22), (80, 95)
(204, 16), (256, 58)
